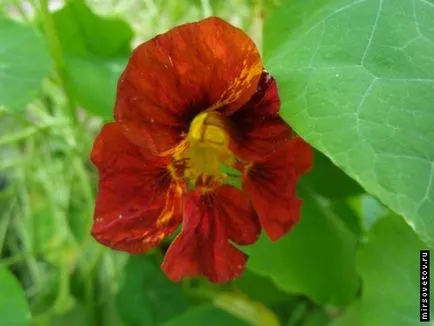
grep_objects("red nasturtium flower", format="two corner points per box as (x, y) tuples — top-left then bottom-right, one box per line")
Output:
(91, 17), (313, 283)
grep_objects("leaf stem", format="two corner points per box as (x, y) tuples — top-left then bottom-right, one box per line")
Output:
(39, 0), (77, 124)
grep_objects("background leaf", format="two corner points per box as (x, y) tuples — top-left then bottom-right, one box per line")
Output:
(231, 270), (290, 304)
(332, 214), (431, 326)
(245, 194), (359, 306)
(301, 150), (363, 198)
(0, 266), (31, 326)
(328, 301), (362, 326)
(52, 304), (87, 326)
(52, 0), (133, 118)
(329, 199), (362, 237)
(0, 17), (51, 111)
(161, 304), (248, 326)
(264, 0), (434, 247)
(357, 214), (431, 325)
(116, 254), (189, 326)
(299, 307), (330, 326)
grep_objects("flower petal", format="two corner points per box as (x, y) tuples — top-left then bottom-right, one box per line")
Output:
(229, 72), (292, 161)
(215, 185), (260, 245)
(161, 188), (249, 283)
(242, 137), (313, 241)
(115, 17), (262, 154)
(91, 123), (183, 254)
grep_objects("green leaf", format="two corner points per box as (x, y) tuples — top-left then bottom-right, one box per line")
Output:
(301, 150), (363, 198)
(213, 292), (281, 326)
(0, 267), (31, 326)
(231, 270), (291, 304)
(51, 304), (87, 326)
(116, 254), (189, 326)
(332, 214), (431, 325)
(52, 0), (133, 118)
(329, 199), (362, 237)
(264, 0), (434, 246)
(328, 301), (362, 326)
(299, 307), (331, 326)
(245, 194), (359, 305)
(161, 304), (248, 326)
(359, 194), (388, 231)
(66, 56), (126, 119)
(0, 17), (51, 111)
(52, 1), (132, 58)
(358, 214), (431, 325)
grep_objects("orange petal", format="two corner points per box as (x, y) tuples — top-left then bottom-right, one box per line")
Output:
(161, 186), (253, 283)
(229, 72), (292, 161)
(243, 137), (313, 241)
(115, 17), (262, 154)
(91, 123), (183, 253)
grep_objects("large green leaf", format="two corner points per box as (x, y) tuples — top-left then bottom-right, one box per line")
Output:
(245, 194), (359, 305)
(0, 267), (31, 326)
(116, 254), (189, 326)
(264, 0), (434, 246)
(358, 214), (431, 325)
(332, 214), (431, 325)
(161, 304), (248, 326)
(0, 17), (51, 111)
(52, 0), (133, 118)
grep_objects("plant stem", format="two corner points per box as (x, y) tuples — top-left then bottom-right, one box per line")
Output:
(39, 0), (78, 124)
(200, 0), (212, 17)
(0, 246), (61, 266)
(0, 198), (15, 253)
(250, 0), (263, 54)
(0, 121), (68, 145)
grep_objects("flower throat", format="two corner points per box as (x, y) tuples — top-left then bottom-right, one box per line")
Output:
(177, 111), (235, 185)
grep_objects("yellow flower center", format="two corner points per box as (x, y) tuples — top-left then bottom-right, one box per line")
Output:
(181, 111), (234, 183)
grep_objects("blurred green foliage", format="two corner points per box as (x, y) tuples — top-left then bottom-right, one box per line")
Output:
(0, 0), (432, 326)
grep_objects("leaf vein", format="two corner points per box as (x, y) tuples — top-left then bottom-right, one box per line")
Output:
(361, 0), (383, 65)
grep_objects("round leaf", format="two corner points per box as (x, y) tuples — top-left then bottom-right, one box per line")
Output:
(264, 0), (434, 246)
(245, 195), (359, 305)
(52, 0), (133, 118)
(333, 214), (432, 325)
(357, 214), (432, 324)
(0, 17), (51, 111)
